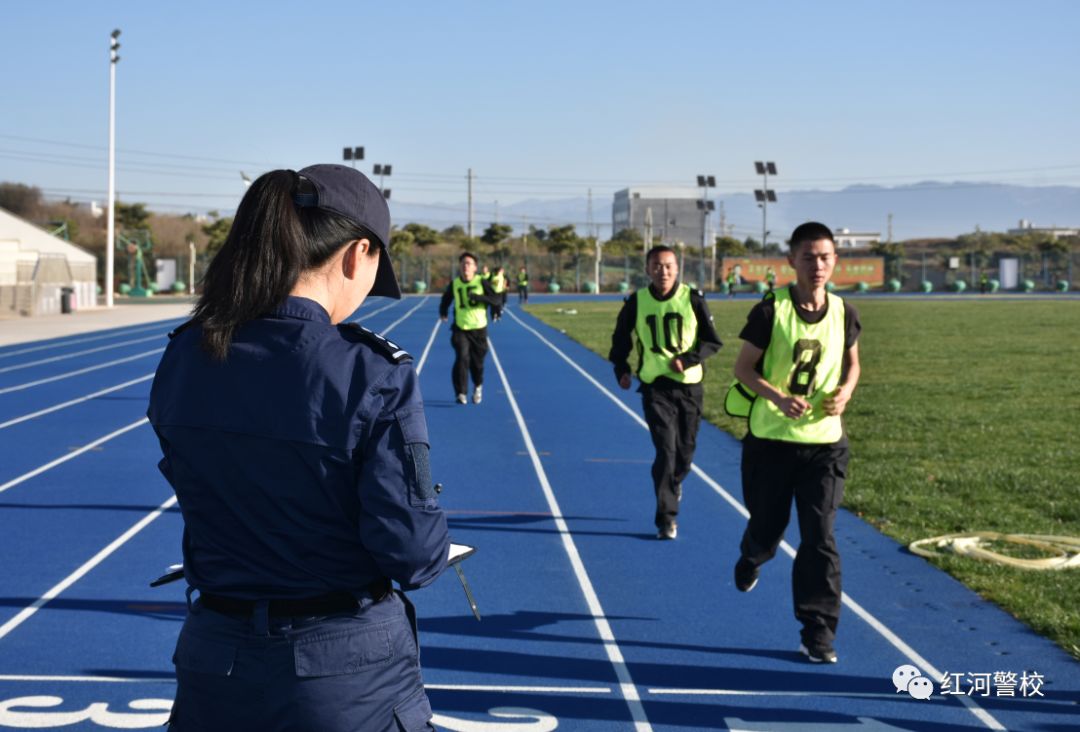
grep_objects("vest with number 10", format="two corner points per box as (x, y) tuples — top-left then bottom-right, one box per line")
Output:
(635, 284), (703, 385)
(750, 287), (845, 443)
(452, 277), (487, 330)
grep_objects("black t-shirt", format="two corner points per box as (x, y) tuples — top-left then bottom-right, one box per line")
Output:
(739, 286), (861, 351)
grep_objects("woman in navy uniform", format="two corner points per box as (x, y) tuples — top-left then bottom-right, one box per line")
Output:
(148, 165), (449, 731)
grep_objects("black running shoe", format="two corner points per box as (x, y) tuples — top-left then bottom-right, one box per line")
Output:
(799, 641), (838, 664)
(734, 557), (759, 592)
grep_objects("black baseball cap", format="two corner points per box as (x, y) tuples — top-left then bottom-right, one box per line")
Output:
(296, 164), (401, 299)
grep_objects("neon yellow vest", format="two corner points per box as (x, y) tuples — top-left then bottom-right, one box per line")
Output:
(749, 287), (845, 443)
(517, 272), (529, 287)
(634, 284), (703, 385)
(452, 276), (488, 331)
(491, 272), (507, 293)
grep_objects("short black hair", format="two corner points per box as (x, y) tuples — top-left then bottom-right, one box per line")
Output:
(646, 245), (676, 266)
(788, 222), (835, 253)
(459, 251), (477, 264)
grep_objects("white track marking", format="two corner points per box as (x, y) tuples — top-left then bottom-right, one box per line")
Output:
(0, 676), (176, 684)
(0, 321), (181, 360)
(0, 492), (176, 642)
(488, 339), (653, 732)
(0, 335), (164, 374)
(0, 375), (154, 431)
(505, 308), (1006, 732)
(0, 678), (612, 695)
(416, 319), (441, 375)
(347, 298), (400, 323)
(0, 350), (163, 395)
(381, 296), (428, 334)
(0, 418), (148, 496)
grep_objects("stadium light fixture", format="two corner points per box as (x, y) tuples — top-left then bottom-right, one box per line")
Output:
(106, 29), (122, 308)
(754, 161), (778, 247)
(343, 146), (364, 168)
(374, 163), (392, 194)
(696, 174), (717, 288)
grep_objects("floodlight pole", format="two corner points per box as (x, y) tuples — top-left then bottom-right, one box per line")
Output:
(761, 166), (769, 249)
(754, 161), (777, 249)
(697, 175), (715, 289)
(105, 29), (121, 308)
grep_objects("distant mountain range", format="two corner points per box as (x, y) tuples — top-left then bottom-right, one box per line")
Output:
(388, 182), (1080, 242)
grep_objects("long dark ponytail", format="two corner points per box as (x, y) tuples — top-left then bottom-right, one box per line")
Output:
(192, 170), (376, 360)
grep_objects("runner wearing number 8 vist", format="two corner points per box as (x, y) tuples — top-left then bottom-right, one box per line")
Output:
(730, 221), (861, 665)
(439, 252), (503, 404)
(609, 245), (722, 540)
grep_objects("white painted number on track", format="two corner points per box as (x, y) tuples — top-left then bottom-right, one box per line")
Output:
(0, 696), (171, 729)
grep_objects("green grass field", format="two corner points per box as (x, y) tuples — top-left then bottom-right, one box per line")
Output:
(527, 297), (1080, 659)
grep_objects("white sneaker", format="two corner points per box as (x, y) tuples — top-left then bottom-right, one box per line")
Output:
(472, 385), (483, 404)
(456, 393), (467, 405)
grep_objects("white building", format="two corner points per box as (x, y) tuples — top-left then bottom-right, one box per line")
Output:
(834, 227), (880, 249)
(0, 207), (98, 316)
(1007, 220), (1079, 239)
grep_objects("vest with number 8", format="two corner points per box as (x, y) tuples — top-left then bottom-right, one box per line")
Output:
(750, 287), (845, 443)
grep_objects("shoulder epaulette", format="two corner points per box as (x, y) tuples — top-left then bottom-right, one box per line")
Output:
(341, 323), (412, 364)
(168, 319), (195, 339)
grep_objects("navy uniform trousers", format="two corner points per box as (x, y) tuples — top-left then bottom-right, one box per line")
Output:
(739, 433), (849, 647)
(641, 381), (704, 530)
(168, 591), (435, 732)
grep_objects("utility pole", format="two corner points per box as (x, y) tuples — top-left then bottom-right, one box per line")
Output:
(887, 212), (894, 244)
(106, 29), (121, 308)
(467, 168), (474, 239)
(188, 241), (195, 296)
(588, 188), (600, 293)
(644, 207), (653, 255)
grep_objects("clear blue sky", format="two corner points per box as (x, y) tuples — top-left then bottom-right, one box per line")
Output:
(4, 0), (1079, 221)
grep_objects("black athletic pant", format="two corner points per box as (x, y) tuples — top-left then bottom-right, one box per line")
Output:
(450, 325), (488, 395)
(518, 285), (528, 304)
(739, 433), (849, 646)
(641, 382), (703, 529)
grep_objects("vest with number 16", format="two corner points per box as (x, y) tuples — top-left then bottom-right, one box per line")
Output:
(451, 277), (487, 331)
(750, 287), (845, 443)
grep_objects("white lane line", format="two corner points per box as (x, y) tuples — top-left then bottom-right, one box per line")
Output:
(0, 492), (176, 643)
(506, 308), (1007, 732)
(0, 374), (155, 431)
(382, 296), (428, 334)
(488, 339), (654, 732)
(0, 320), (182, 360)
(0, 675), (176, 684)
(426, 685), (611, 694)
(0, 418), (149, 496)
(347, 298), (400, 323)
(416, 319), (441, 375)
(649, 689), (912, 699)
(0, 334), (164, 374)
(0, 677), (613, 695)
(0, 350), (163, 396)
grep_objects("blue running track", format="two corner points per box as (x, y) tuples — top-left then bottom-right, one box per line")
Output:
(0, 296), (1076, 730)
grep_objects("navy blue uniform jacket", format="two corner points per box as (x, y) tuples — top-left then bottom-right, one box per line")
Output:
(147, 296), (449, 600)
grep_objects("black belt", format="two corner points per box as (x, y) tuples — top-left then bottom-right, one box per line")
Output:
(201, 578), (392, 618)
